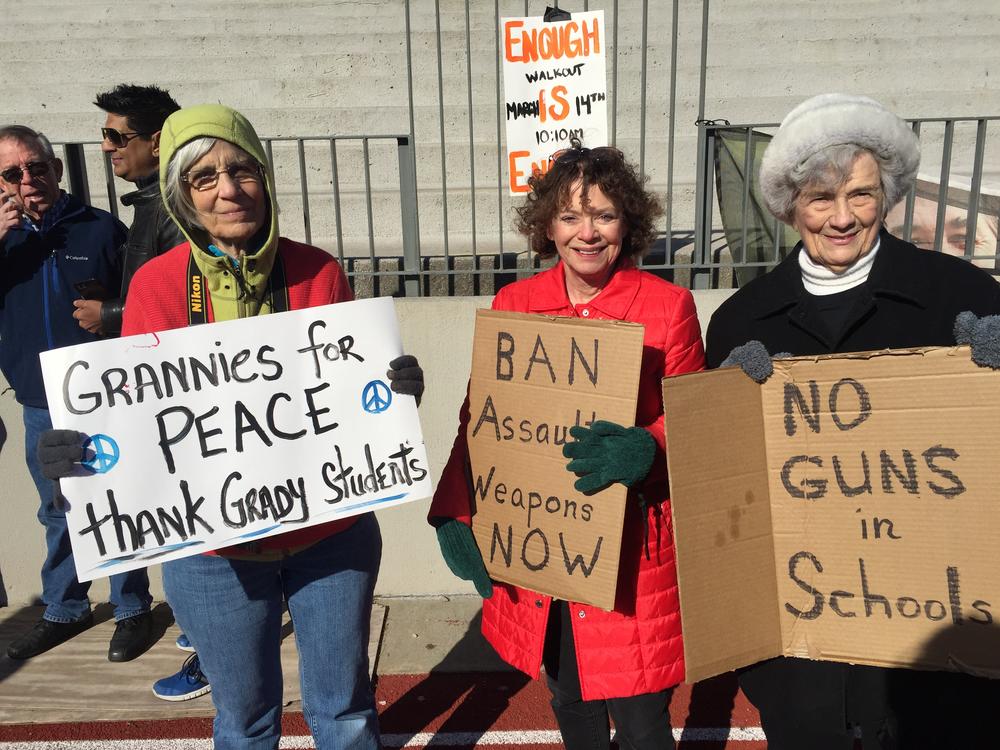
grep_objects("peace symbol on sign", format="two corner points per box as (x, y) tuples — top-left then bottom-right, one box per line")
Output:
(362, 380), (393, 414)
(81, 434), (120, 474)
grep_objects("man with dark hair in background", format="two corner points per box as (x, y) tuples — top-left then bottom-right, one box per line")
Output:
(72, 83), (183, 336)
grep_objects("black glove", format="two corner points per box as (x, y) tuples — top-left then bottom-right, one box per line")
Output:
(562, 420), (656, 494)
(37, 430), (86, 480)
(954, 311), (1000, 369)
(387, 354), (424, 406)
(434, 519), (493, 598)
(720, 340), (790, 383)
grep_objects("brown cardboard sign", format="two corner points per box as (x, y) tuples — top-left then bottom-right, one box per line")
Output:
(663, 347), (1000, 682)
(468, 309), (645, 610)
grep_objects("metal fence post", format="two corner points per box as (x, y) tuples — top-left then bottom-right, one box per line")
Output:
(398, 136), (422, 297)
(62, 143), (91, 206)
(692, 121), (714, 289)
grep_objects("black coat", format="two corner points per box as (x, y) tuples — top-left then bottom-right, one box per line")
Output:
(704, 231), (1000, 748)
(99, 173), (185, 335)
(706, 230), (1000, 367)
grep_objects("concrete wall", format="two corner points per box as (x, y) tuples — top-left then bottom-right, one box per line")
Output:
(0, 291), (733, 607)
(1, 0), (997, 254)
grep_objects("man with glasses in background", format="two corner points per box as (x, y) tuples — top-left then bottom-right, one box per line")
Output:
(0, 124), (156, 662)
(71, 83), (183, 336)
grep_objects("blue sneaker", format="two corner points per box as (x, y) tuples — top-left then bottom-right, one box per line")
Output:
(152, 654), (211, 702)
(175, 633), (195, 652)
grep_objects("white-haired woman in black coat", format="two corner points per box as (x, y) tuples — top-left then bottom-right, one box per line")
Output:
(706, 93), (1000, 750)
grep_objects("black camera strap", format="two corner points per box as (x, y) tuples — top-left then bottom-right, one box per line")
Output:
(186, 250), (289, 325)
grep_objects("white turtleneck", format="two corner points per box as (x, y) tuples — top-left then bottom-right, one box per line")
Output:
(798, 238), (881, 296)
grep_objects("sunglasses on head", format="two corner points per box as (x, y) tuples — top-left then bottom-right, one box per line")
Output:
(550, 145), (623, 165)
(0, 160), (52, 184)
(101, 128), (150, 148)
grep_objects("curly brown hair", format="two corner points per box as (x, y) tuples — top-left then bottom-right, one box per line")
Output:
(515, 144), (663, 260)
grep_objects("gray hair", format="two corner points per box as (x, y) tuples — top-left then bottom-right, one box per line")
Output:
(759, 93), (920, 224)
(163, 136), (219, 231)
(775, 143), (910, 223)
(0, 124), (56, 160)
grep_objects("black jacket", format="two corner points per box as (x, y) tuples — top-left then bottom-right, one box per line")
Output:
(99, 173), (185, 334)
(706, 230), (1000, 367)
(704, 231), (1000, 743)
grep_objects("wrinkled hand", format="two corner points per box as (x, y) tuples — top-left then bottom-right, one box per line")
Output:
(73, 299), (105, 335)
(720, 340), (791, 383)
(37, 430), (86, 480)
(434, 519), (493, 598)
(562, 420), (656, 494)
(387, 354), (424, 406)
(0, 195), (21, 244)
(954, 311), (1000, 369)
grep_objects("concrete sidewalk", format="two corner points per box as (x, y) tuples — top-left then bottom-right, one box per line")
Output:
(0, 595), (500, 725)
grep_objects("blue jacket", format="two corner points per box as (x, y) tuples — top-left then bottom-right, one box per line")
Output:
(0, 193), (126, 408)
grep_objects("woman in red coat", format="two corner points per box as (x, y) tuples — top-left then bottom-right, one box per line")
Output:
(429, 144), (704, 749)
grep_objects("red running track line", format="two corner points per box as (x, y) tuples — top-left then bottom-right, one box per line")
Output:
(0, 672), (766, 748)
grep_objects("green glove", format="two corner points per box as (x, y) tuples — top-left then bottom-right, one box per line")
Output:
(562, 420), (656, 494)
(434, 519), (493, 599)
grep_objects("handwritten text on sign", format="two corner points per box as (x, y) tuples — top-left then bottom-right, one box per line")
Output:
(40, 297), (431, 581)
(774, 373), (990, 627)
(664, 349), (1000, 681)
(501, 11), (608, 194)
(467, 310), (643, 610)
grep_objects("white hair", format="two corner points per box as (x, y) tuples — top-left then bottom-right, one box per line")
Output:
(759, 94), (920, 224)
(0, 125), (56, 160)
(163, 137), (219, 231)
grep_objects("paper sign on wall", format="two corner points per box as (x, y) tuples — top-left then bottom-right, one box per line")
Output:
(40, 297), (431, 581)
(467, 310), (643, 610)
(501, 11), (608, 194)
(663, 347), (1000, 682)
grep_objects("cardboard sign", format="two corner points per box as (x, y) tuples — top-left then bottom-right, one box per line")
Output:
(467, 310), (644, 610)
(663, 347), (1000, 682)
(501, 11), (608, 194)
(40, 297), (431, 581)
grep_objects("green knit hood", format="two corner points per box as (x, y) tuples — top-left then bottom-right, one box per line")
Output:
(158, 104), (279, 320)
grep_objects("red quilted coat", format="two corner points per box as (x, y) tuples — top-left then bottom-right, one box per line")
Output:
(430, 262), (706, 700)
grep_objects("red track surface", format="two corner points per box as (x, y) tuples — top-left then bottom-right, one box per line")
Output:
(0, 672), (766, 748)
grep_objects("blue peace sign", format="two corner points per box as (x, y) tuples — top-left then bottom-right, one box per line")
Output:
(362, 379), (393, 414)
(81, 434), (120, 474)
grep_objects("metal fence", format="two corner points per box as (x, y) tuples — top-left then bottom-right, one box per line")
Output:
(691, 116), (1000, 289)
(395, 0), (713, 291)
(56, 0), (1000, 296)
(59, 134), (430, 297)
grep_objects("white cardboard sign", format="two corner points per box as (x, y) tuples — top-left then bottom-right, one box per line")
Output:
(40, 297), (431, 581)
(501, 10), (608, 194)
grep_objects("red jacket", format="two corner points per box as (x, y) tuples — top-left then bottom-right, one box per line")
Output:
(430, 262), (705, 700)
(122, 238), (357, 552)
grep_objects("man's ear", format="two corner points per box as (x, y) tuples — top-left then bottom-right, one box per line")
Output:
(52, 158), (64, 184)
(151, 130), (162, 158)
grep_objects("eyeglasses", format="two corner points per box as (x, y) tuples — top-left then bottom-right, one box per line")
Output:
(182, 163), (263, 191)
(100, 128), (150, 148)
(0, 160), (53, 184)
(550, 145), (624, 165)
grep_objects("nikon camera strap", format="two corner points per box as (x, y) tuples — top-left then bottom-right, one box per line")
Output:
(187, 251), (289, 325)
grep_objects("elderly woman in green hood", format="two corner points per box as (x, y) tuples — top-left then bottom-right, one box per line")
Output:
(115, 104), (422, 749)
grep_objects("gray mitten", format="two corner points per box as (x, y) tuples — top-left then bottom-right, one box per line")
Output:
(954, 311), (1000, 369)
(720, 341), (789, 383)
(38, 430), (86, 480)
(387, 354), (424, 406)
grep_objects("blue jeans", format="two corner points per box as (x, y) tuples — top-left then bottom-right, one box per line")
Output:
(22, 405), (151, 623)
(163, 513), (383, 750)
